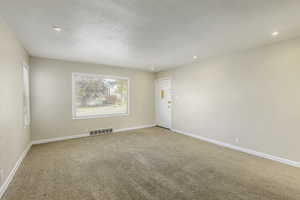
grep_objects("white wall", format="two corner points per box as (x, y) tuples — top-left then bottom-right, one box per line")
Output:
(0, 20), (30, 187)
(157, 37), (300, 162)
(30, 57), (155, 140)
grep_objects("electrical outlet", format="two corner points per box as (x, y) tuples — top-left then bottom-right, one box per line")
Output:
(0, 169), (4, 183)
(235, 138), (240, 143)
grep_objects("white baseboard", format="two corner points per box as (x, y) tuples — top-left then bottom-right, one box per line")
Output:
(0, 143), (32, 199)
(32, 124), (156, 145)
(114, 124), (156, 133)
(171, 128), (300, 168)
(31, 133), (90, 145)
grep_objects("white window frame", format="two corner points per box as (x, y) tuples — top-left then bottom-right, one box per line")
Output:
(23, 63), (30, 127)
(72, 72), (130, 120)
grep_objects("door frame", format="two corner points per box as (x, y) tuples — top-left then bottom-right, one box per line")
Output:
(155, 77), (172, 129)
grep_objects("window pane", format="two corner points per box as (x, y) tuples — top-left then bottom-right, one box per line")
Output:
(23, 64), (30, 127)
(73, 73), (129, 118)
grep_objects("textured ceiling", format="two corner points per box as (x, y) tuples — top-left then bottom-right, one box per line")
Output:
(1, 0), (300, 71)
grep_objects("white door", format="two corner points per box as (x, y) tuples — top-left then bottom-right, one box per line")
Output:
(156, 78), (171, 128)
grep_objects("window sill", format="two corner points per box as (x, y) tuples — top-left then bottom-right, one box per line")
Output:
(72, 113), (129, 120)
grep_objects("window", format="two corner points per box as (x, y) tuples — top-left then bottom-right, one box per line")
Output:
(72, 73), (129, 119)
(23, 64), (30, 127)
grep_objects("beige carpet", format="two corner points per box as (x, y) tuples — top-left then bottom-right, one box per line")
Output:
(2, 127), (300, 200)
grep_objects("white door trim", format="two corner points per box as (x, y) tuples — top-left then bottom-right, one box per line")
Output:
(155, 77), (172, 129)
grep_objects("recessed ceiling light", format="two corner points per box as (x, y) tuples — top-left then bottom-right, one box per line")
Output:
(52, 25), (62, 32)
(193, 56), (198, 59)
(272, 31), (279, 36)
